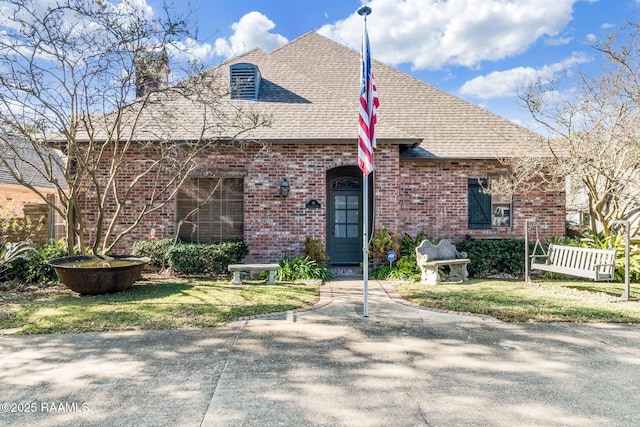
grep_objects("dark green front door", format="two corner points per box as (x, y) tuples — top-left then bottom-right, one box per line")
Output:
(327, 173), (363, 264)
(329, 191), (362, 263)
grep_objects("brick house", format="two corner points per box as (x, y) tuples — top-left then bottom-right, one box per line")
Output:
(0, 135), (66, 243)
(80, 32), (564, 264)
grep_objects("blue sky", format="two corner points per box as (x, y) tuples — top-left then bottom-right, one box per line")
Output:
(151, 0), (635, 131)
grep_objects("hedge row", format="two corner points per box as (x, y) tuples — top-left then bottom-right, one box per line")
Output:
(455, 238), (532, 277)
(132, 239), (248, 276)
(370, 233), (533, 279)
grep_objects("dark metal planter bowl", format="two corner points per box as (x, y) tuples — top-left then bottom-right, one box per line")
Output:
(48, 255), (147, 295)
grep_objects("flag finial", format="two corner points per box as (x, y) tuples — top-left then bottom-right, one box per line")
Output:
(357, 6), (372, 16)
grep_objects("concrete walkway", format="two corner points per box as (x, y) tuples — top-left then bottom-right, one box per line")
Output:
(1, 279), (640, 426)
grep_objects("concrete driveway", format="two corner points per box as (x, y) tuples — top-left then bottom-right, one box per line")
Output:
(1, 279), (639, 426)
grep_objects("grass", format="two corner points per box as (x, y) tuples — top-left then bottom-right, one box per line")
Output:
(394, 279), (640, 323)
(4, 276), (640, 334)
(0, 277), (321, 335)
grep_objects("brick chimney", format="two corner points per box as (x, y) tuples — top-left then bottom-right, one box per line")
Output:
(134, 46), (170, 97)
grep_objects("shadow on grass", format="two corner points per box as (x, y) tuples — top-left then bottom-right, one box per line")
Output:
(395, 279), (640, 323)
(2, 279), (321, 334)
(104, 281), (194, 301)
(560, 281), (640, 298)
(28, 281), (194, 304)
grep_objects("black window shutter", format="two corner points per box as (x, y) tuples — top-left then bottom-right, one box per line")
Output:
(468, 178), (491, 229)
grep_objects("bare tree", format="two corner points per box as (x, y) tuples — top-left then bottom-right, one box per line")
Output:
(0, 0), (269, 255)
(517, 18), (640, 236)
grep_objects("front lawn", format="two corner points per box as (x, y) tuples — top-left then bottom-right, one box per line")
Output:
(4, 276), (639, 334)
(394, 279), (640, 323)
(0, 277), (321, 335)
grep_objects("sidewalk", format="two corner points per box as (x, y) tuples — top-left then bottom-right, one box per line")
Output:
(1, 279), (640, 426)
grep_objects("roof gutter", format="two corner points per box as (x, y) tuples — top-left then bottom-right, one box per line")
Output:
(56, 137), (425, 146)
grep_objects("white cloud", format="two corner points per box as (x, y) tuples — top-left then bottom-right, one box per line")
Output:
(460, 66), (538, 99)
(117, 0), (153, 18)
(459, 52), (591, 99)
(169, 38), (215, 64)
(214, 11), (288, 58)
(0, 0), (159, 55)
(545, 36), (573, 46)
(318, 0), (580, 70)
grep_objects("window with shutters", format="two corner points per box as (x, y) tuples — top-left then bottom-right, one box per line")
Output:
(176, 177), (244, 243)
(468, 178), (491, 229)
(468, 178), (512, 229)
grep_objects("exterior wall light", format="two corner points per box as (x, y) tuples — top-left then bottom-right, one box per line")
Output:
(279, 178), (290, 197)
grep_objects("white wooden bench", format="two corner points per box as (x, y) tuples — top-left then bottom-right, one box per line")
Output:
(415, 240), (470, 285)
(228, 263), (280, 285)
(530, 244), (616, 281)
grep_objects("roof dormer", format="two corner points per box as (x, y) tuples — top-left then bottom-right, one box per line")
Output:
(230, 63), (261, 100)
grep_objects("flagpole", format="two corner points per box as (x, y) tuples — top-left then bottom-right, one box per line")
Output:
(358, 5), (372, 318)
(363, 171), (369, 317)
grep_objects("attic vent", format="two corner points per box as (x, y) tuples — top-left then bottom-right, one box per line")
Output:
(230, 63), (261, 100)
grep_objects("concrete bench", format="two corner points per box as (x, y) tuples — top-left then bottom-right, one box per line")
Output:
(530, 244), (616, 281)
(415, 239), (470, 285)
(228, 263), (280, 285)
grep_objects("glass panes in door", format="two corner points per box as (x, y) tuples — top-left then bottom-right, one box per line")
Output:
(334, 195), (359, 238)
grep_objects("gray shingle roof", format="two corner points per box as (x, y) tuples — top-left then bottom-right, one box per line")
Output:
(0, 134), (67, 189)
(89, 31), (550, 159)
(228, 32), (551, 158)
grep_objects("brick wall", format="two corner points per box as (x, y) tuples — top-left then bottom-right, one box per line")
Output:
(398, 159), (565, 242)
(78, 144), (565, 261)
(0, 186), (49, 209)
(79, 143), (400, 260)
(1, 185), (54, 244)
(77, 143), (177, 253)
(1, 203), (49, 244)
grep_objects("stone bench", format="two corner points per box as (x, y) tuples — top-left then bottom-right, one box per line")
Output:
(228, 263), (280, 285)
(415, 239), (470, 285)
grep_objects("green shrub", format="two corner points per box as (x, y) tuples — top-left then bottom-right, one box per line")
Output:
(370, 265), (394, 279)
(573, 230), (640, 281)
(369, 228), (400, 268)
(304, 237), (329, 264)
(167, 240), (248, 276)
(132, 238), (176, 268)
(398, 232), (428, 274)
(394, 256), (421, 280)
(0, 241), (35, 281)
(370, 258), (420, 281)
(276, 256), (332, 282)
(400, 232), (427, 259)
(371, 232), (423, 280)
(9, 239), (68, 284)
(455, 238), (531, 278)
(167, 244), (207, 275)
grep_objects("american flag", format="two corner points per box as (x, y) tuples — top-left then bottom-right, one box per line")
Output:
(358, 18), (379, 176)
